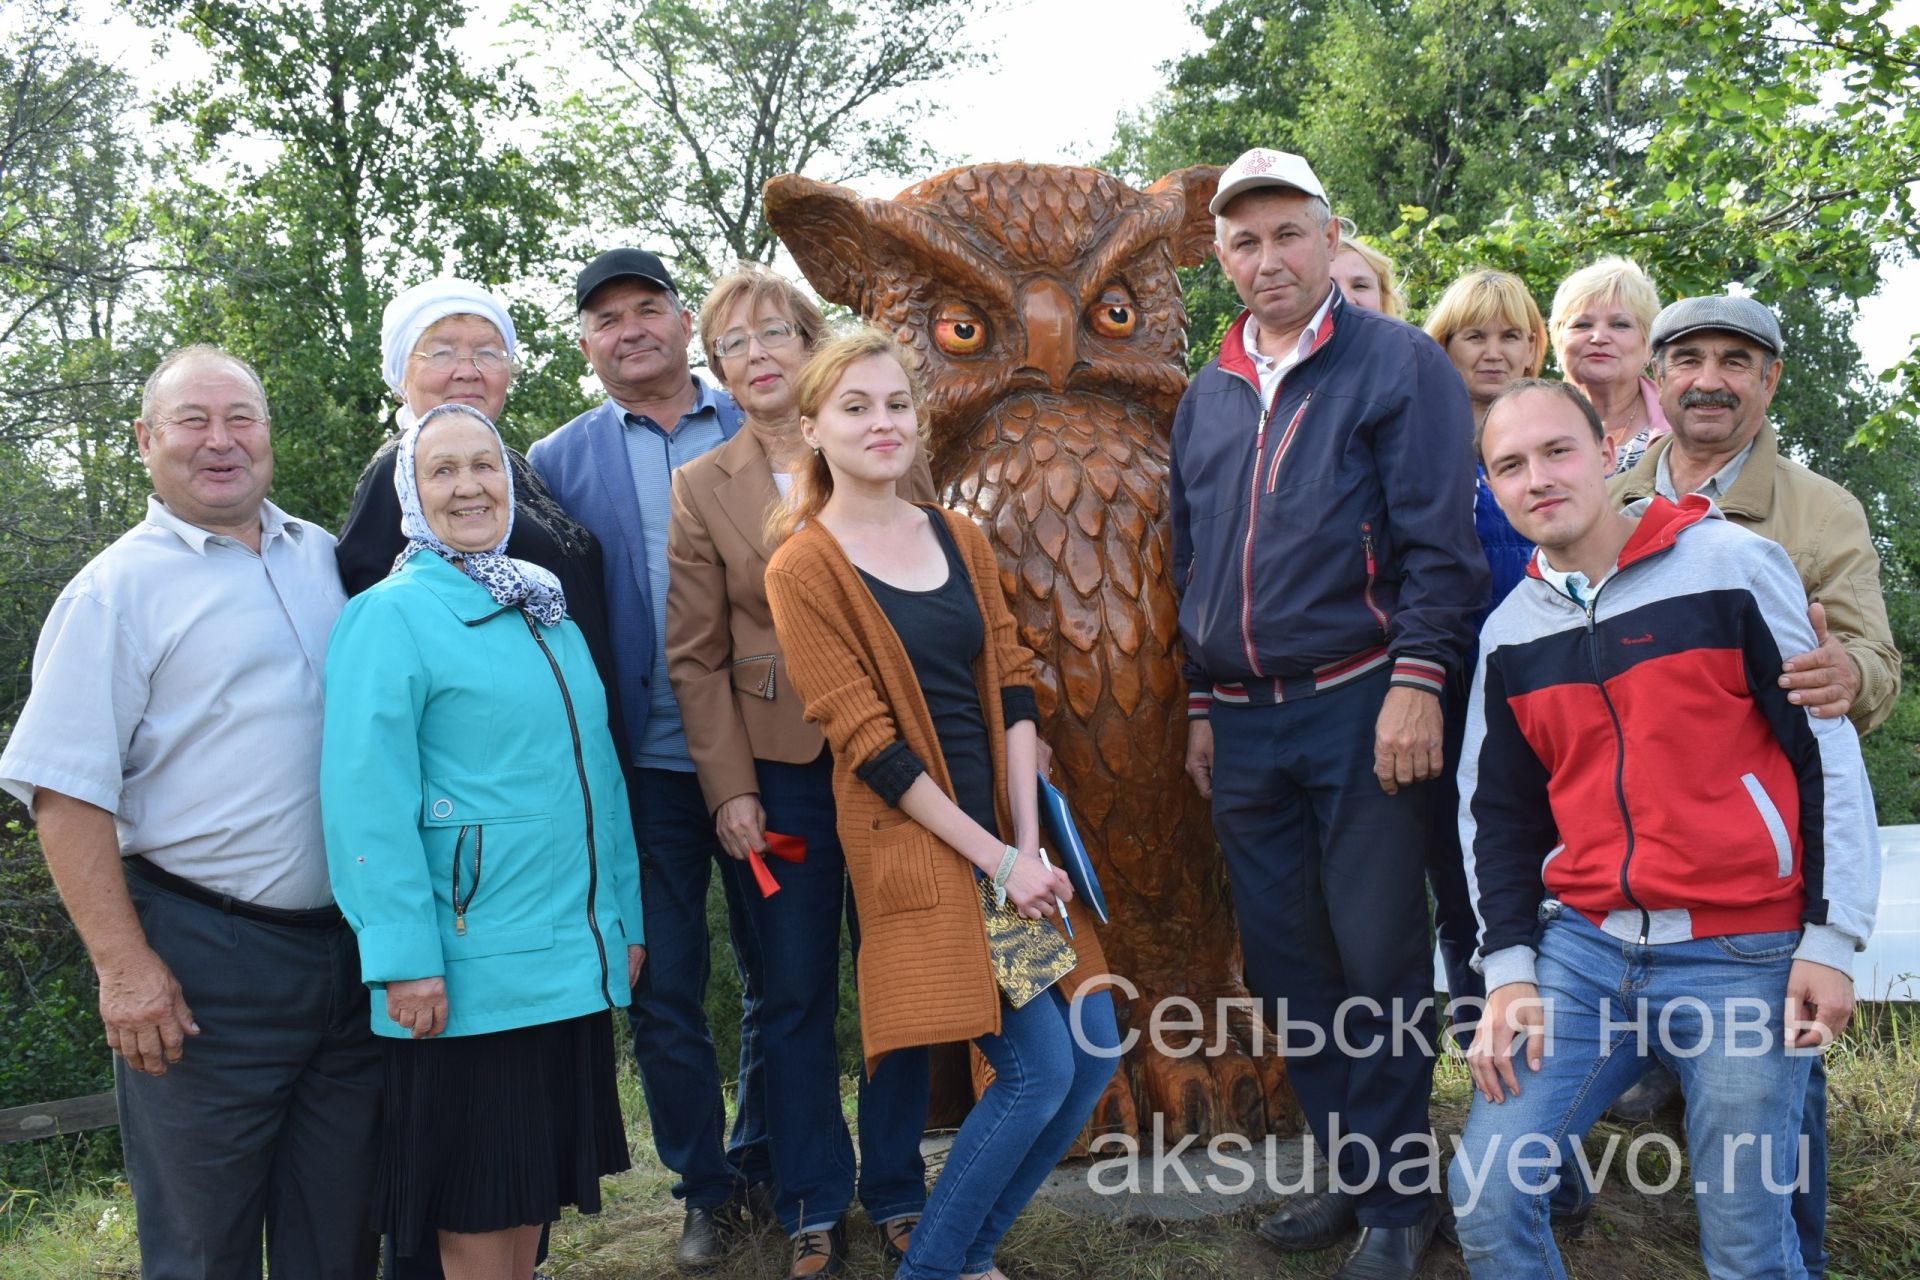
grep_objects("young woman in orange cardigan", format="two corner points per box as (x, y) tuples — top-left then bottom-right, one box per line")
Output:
(764, 329), (1119, 1280)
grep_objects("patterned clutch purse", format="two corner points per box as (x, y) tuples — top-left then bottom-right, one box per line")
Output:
(975, 873), (1077, 1009)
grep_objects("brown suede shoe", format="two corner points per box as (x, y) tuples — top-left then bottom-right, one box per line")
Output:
(788, 1221), (847, 1278)
(878, 1214), (918, 1267)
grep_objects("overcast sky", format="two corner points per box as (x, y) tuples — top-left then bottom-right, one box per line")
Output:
(54, 0), (1920, 374)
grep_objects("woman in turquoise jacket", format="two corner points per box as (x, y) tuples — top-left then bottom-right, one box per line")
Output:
(322, 403), (644, 1280)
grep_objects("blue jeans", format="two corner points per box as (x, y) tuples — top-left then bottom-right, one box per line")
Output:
(896, 989), (1119, 1280)
(628, 767), (771, 1207)
(726, 751), (930, 1235)
(1449, 910), (1813, 1280)
(1797, 1056), (1828, 1277)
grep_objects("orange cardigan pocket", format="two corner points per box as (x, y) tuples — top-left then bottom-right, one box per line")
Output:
(868, 816), (944, 914)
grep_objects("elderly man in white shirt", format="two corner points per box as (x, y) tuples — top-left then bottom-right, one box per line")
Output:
(0, 345), (380, 1280)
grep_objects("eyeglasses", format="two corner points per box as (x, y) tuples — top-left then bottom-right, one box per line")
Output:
(412, 347), (511, 375)
(713, 322), (799, 360)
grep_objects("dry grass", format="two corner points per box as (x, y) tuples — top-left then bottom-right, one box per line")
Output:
(5, 1012), (1916, 1279)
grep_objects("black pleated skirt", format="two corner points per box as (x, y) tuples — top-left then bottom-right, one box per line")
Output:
(376, 1009), (631, 1252)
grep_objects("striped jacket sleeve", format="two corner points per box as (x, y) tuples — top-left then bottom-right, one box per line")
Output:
(1457, 641), (1560, 992)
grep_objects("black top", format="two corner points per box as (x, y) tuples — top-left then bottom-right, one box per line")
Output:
(853, 508), (1036, 832)
(334, 438), (631, 760)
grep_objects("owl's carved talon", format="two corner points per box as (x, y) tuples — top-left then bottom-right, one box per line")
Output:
(1129, 995), (1298, 1142)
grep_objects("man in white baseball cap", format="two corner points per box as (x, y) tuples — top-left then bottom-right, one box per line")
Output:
(1174, 147), (1485, 1279)
(1207, 146), (1329, 214)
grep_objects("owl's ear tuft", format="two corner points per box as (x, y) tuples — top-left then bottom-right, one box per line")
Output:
(766, 172), (1012, 311)
(764, 174), (881, 309)
(1144, 165), (1224, 268)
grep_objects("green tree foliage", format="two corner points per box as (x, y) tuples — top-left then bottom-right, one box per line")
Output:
(517, 0), (992, 285)
(0, 1), (146, 1203)
(0, 0), (156, 529)
(129, 0), (595, 523)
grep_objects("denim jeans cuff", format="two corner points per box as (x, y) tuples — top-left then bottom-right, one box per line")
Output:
(864, 1200), (927, 1226)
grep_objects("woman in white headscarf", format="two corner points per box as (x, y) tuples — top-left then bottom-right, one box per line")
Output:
(323, 403), (644, 1280)
(335, 283), (625, 752)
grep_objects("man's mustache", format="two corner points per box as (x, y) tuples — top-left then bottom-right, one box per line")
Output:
(1680, 388), (1741, 410)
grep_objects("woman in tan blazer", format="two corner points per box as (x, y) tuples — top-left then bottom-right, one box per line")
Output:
(764, 329), (1115, 1280)
(665, 266), (934, 1279)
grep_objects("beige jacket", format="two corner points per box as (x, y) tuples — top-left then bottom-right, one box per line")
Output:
(665, 427), (934, 812)
(1611, 421), (1901, 733)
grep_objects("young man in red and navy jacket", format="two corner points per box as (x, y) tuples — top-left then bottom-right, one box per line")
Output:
(1171, 147), (1487, 1280)
(1448, 379), (1877, 1280)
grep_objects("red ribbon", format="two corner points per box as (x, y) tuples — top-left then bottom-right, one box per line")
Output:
(746, 831), (806, 898)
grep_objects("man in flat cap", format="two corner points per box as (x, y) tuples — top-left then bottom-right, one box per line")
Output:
(1610, 292), (1899, 1277)
(1614, 294), (1898, 733)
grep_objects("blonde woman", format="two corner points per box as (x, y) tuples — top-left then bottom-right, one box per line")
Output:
(1333, 230), (1406, 318)
(1548, 256), (1669, 472)
(1418, 268), (1550, 1060)
(765, 329), (1116, 1280)
(667, 266), (934, 1277)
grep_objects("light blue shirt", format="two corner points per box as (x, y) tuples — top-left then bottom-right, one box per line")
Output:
(0, 498), (346, 908)
(619, 378), (730, 770)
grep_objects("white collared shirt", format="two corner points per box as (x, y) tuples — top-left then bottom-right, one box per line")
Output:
(1245, 285), (1336, 409)
(1535, 552), (1615, 607)
(0, 497), (347, 908)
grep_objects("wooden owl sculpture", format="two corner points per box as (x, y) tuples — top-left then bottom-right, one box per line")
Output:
(766, 164), (1297, 1142)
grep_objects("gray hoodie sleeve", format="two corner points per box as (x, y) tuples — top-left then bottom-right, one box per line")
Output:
(1740, 535), (1880, 972)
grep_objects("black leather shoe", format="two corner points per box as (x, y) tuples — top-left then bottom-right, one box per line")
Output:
(743, 1179), (778, 1228)
(1330, 1197), (1443, 1279)
(1606, 1063), (1683, 1123)
(675, 1203), (739, 1271)
(1255, 1189), (1357, 1252)
(1551, 1166), (1597, 1235)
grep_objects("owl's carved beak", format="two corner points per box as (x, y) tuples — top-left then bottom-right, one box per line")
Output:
(1016, 277), (1080, 392)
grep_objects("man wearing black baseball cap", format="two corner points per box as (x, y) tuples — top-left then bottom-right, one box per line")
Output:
(529, 250), (772, 1269)
(1610, 292), (1899, 1278)
(573, 246), (678, 310)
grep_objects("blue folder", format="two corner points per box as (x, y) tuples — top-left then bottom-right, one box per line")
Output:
(1037, 772), (1110, 926)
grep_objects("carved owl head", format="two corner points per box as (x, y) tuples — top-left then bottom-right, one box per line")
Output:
(763, 163), (1220, 474)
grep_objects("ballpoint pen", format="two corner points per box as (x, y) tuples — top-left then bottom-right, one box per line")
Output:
(1037, 846), (1073, 939)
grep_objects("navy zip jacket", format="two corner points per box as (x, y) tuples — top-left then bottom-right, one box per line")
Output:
(1170, 289), (1487, 714)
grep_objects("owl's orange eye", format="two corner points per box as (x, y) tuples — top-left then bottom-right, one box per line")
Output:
(933, 304), (989, 355)
(1088, 285), (1137, 339)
